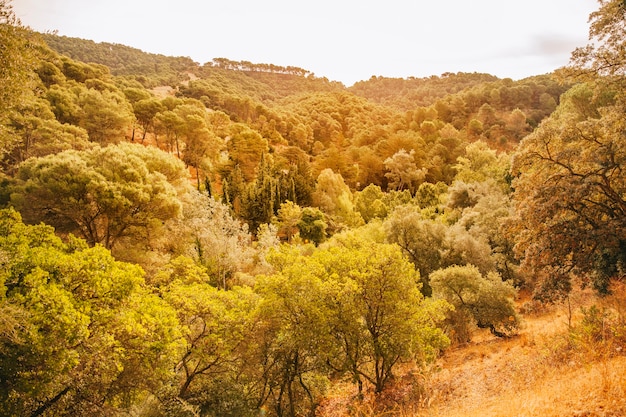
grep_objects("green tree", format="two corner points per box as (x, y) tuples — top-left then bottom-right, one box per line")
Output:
(12, 143), (187, 252)
(384, 206), (447, 295)
(297, 206), (327, 245)
(226, 123), (269, 182)
(159, 262), (260, 415)
(242, 153), (279, 232)
(132, 97), (165, 142)
(313, 168), (363, 231)
(0, 208), (183, 416)
(176, 103), (222, 190)
(0, 1), (39, 164)
(430, 265), (519, 343)
(255, 246), (332, 417)
(3, 97), (92, 170)
(414, 181), (447, 210)
(45, 83), (82, 125)
(155, 109), (185, 156)
(315, 241), (450, 395)
(354, 183), (388, 222)
(75, 87), (134, 144)
(453, 140), (510, 188)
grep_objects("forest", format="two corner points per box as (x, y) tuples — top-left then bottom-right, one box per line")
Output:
(0, 0), (625, 416)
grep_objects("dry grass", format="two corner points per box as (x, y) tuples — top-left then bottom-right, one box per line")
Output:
(414, 286), (626, 417)
(319, 286), (626, 417)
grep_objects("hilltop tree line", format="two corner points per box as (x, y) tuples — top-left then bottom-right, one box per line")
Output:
(1, 0), (625, 415)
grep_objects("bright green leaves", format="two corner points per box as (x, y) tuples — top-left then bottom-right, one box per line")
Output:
(0, 208), (182, 416)
(315, 241), (450, 393)
(259, 241), (450, 408)
(164, 282), (258, 399)
(255, 249), (332, 415)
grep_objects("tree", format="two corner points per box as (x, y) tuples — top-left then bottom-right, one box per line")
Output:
(0, 1), (39, 163)
(354, 183), (388, 223)
(566, 0), (626, 79)
(159, 261), (260, 415)
(454, 181), (520, 283)
(226, 123), (269, 182)
(453, 140), (511, 188)
(176, 103), (222, 190)
(444, 223), (496, 275)
(509, 82), (626, 297)
(258, 241), (449, 410)
(383, 149), (426, 194)
(45, 84), (82, 125)
(315, 240), (450, 395)
(0, 208), (183, 416)
(242, 153), (279, 233)
(414, 181), (447, 210)
(430, 265), (519, 343)
(312, 168), (363, 230)
(12, 143), (187, 253)
(171, 190), (255, 290)
(297, 207), (327, 246)
(155, 109), (185, 155)
(274, 201), (302, 243)
(255, 246), (333, 417)
(384, 206), (447, 295)
(132, 97), (165, 143)
(3, 97), (93, 170)
(0, 1), (37, 114)
(75, 87), (134, 144)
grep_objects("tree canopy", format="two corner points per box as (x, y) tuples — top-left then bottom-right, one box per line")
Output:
(2, 1), (626, 414)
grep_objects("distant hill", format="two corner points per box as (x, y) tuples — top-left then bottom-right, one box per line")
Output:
(39, 32), (570, 156)
(349, 72), (500, 111)
(40, 33), (198, 87)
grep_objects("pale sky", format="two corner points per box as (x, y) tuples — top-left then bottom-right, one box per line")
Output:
(11, 0), (598, 86)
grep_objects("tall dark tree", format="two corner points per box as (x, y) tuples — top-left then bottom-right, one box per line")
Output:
(510, 0), (626, 299)
(509, 82), (626, 297)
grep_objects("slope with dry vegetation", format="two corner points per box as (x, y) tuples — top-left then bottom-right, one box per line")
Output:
(317, 285), (626, 417)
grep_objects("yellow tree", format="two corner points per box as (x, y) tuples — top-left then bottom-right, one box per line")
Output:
(315, 240), (450, 395)
(0, 209), (183, 416)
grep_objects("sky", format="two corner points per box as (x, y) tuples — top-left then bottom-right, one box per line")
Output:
(10, 0), (599, 86)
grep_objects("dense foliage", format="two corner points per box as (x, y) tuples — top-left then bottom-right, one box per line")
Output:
(1, 0), (625, 415)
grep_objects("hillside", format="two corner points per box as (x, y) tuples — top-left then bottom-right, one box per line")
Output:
(318, 287), (626, 417)
(419, 289), (626, 417)
(2, 3), (626, 416)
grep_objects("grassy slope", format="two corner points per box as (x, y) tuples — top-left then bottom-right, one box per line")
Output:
(318, 288), (626, 417)
(417, 289), (626, 417)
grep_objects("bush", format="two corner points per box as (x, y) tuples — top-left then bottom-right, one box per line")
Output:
(430, 265), (519, 343)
